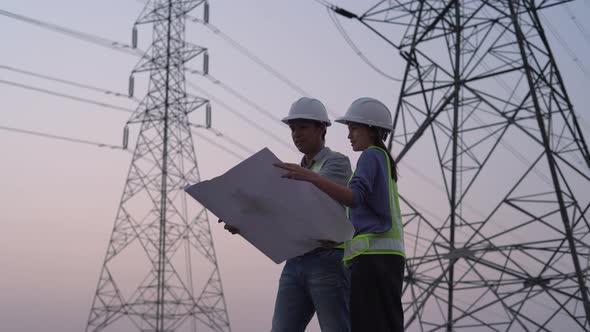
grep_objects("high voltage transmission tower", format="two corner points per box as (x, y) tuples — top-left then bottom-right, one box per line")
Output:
(330, 0), (590, 330)
(86, 1), (231, 331)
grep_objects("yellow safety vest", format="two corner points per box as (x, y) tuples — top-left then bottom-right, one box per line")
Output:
(310, 155), (328, 173)
(343, 146), (405, 264)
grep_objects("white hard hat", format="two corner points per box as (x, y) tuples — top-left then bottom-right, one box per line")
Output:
(335, 97), (393, 131)
(281, 97), (331, 126)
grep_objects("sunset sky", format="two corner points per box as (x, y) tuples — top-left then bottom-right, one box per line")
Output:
(1, 1), (590, 331)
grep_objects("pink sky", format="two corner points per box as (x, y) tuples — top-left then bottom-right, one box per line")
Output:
(1, 0), (590, 331)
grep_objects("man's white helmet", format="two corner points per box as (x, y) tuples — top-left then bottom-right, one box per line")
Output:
(281, 97), (331, 126)
(335, 97), (393, 131)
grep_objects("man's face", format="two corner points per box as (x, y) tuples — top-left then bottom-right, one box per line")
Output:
(288, 120), (324, 154)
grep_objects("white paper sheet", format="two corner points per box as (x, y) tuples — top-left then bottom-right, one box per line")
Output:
(184, 148), (354, 263)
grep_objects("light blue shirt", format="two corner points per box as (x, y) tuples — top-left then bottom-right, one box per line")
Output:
(300, 147), (352, 187)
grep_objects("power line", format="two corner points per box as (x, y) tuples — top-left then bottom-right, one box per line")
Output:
(186, 70), (285, 124)
(0, 9), (277, 124)
(0, 64), (138, 102)
(0, 9), (143, 56)
(190, 123), (255, 155)
(186, 80), (297, 152)
(313, 0), (337, 8)
(563, 4), (590, 46)
(0, 79), (135, 113)
(0, 68), (255, 159)
(188, 16), (312, 98)
(536, 11), (590, 133)
(141, 0), (356, 117)
(136, 2), (300, 139)
(540, 11), (590, 81)
(2, 7), (294, 153)
(191, 129), (245, 161)
(0, 125), (126, 150)
(576, 113), (590, 134)
(191, 70), (333, 137)
(1, 6), (327, 140)
(206, 127), (256, 155)
(186, 13), (346, 117)
(326, 6), (403, 82)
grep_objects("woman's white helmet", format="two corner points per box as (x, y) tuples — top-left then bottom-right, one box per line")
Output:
(335, 97), (393, 131)
(281, 97), (331, 126)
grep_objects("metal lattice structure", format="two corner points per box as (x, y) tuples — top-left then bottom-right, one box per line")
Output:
(333, 0), (590, 330)
(86, 1), (230, 331)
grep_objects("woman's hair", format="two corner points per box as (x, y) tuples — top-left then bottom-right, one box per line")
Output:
(370, 126), (398, 182)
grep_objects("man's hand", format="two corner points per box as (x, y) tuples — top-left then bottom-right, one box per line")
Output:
(218, 219), (240, 235)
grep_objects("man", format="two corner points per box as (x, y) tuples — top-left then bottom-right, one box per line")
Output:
(221, 97), (352, 332)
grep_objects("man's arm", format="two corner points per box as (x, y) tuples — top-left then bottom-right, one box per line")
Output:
(318, 152), (352, 186)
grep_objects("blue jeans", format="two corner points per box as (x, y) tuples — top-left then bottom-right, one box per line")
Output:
(271, 248), (351, 332)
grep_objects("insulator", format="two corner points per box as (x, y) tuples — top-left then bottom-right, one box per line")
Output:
(334, 7), (357, 19)
(122, 125), (129, 150)
(132, 26), (138, 48)
(203, 51), (209, 75)
(128, 75), (135, 97)
(206, 103), (212, 129)
(204, 2), (210, 24)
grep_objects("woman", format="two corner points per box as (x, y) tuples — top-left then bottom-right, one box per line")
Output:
(274, 97), (405, 332)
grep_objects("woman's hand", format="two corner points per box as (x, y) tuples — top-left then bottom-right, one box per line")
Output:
(273, 162), (320, 183)
(274, 162), (354, 207)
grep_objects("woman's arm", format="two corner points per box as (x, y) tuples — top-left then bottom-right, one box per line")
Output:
(310, 174), (354, 206)
(273, 162), (354, 206)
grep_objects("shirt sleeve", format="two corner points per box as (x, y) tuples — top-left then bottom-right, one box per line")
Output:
(318, 153), (353, 186)
(348, 149), (382, 208)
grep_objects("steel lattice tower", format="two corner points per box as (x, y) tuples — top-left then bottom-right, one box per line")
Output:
(86, 1), (230, 331)
(334, 0), (590, 330)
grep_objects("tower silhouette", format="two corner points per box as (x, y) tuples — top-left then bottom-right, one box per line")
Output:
(332, 0), (590, 330)
(86, 1), (230, 331)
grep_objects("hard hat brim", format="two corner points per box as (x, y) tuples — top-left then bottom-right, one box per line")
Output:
(335, 116), (392, 131)
(281, 115), (332, 126)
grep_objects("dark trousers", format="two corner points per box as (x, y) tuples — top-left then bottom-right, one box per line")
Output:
(350, 254), (405, 332)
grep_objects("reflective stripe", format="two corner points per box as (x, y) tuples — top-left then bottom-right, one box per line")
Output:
(343, 236), (405, 261)
(345, 172), (353, 219)
(392, 180), (404, 243)
(344, 146), (405, 263)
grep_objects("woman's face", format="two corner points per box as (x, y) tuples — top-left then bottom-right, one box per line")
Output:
(347, 123), (374, 151)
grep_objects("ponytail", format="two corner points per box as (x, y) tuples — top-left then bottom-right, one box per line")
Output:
(371, 127), (398, 182)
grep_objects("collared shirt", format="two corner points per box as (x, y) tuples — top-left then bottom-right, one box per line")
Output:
(300, 147), (352, 187)
(299, 146), (352, 255)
